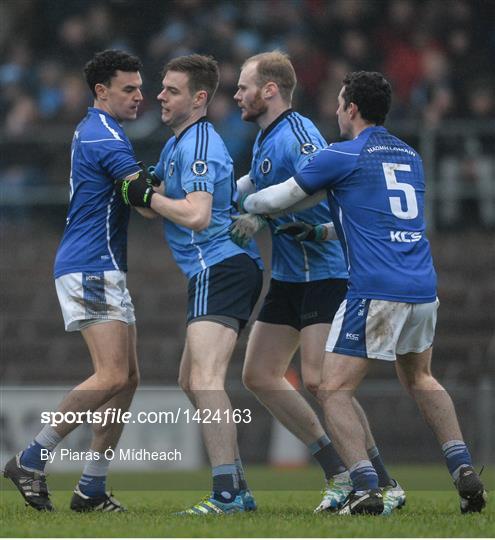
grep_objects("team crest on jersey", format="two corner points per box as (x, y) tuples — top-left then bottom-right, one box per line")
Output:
(301, 142), (317, 155)
(168, 161), (175, 176)
(260, 158), (272, 174)
(192, 160), (208, 176)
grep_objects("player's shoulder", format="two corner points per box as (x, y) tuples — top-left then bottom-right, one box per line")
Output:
(273, 111), (325, 157)
(179, 119), (228, 162)
(365, 127), (421, 160)
(322, 138), (362, 157)
(77, 108), (125, 143)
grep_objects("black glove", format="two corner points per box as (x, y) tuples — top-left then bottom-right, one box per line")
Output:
(146, 165), (162, 187)
(274, 221), (325, 241)
(120, 171), (155, 208)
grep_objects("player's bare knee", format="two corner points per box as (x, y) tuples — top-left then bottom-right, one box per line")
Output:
(189, 370), (225, 392)
(96, 372), (129, 396)
(127, 370), (140, 392)
(243, 369), (278, 393)
(302, 377), (320, 397)
(178, 373), (190, 394)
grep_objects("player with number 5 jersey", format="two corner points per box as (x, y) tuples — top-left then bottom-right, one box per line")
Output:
(295, 125), (437, 304)
(242, 71), (486, 515)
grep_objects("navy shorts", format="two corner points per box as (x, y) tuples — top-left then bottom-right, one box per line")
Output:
(187, 254), (263, 330)
(257, 278), (348, 331)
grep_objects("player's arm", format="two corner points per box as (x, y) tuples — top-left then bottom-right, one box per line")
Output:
(274, 221), (337, 242)
(149, 191), (212, 231)
(120, 169), (159, 219)
(119, 169), (211, 230)
(236, 173), (256, 195)
(230, 172), (266, 247)
(241, 177), (307, 215)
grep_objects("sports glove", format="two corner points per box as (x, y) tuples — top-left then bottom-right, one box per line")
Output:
(147, 165), (162, 187)
(120, 173), (155, 208)
(229, 213), (267, 247)
(274, 221), (326, 242)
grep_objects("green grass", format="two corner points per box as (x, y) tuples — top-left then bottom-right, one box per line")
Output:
(1, 466), (492, 537)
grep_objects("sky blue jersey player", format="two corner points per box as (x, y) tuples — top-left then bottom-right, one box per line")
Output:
(232, 54), (405, 515)
(153, 117), (261, 282)
(246, 110), (348, 282)
(4, 50), (144, 514)
(241, 71), (486, 515)
(118, 54), (262, 515)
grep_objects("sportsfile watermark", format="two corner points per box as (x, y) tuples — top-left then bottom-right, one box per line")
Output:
(40, 447), (183, 463)
(40, 407), (253, 427)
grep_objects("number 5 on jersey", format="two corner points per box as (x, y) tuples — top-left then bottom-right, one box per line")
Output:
(382, 162), (418, 219)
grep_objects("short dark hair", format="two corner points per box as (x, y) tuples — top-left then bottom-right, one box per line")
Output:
(163, 54), (219, 105)
(84, 49), (142, 97)
(342, 71), (392, 125)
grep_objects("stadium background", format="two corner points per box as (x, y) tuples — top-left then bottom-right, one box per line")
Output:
(0, 0), (494, 470)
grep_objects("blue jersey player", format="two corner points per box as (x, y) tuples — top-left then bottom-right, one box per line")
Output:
(241, 71), (487, 515)
(4, 50), (144, 512)
(231, 52), (404, 514)
(119, 55), (263, 515)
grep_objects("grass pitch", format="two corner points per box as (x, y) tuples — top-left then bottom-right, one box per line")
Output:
(1, 465), (492, 537)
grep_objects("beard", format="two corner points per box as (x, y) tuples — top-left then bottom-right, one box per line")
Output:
(242, 90), (268, 122)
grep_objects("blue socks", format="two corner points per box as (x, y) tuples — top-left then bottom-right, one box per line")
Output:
(235, 457), (248, 491)
(349, 460), (379, 491)
(20, 426), (62, 472)
(309, 435), (347, 478)
(442, 440), (472, 480)
(78, 451), (111, 497)
(367, 445), (392, 487)
(212, 464), (239, 503)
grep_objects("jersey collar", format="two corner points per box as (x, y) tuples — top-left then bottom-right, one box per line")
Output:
(88, 107), (120, 125)
(258, 108), (293, 145)
(175, 116), (208, 143)
(355, 125), (387, 139)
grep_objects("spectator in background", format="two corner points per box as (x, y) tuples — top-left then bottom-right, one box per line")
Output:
(411, 48), (454, 128)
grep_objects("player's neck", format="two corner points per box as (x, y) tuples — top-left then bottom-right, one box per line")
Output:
(172, 110), (206, 137)
(258, 104), (290, 131)
(351, 120), (376, 139)
(93, 101), (120, 122)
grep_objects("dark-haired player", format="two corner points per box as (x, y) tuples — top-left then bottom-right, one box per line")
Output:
(4, 50), (145, 512)
(239, 71), (487, 515)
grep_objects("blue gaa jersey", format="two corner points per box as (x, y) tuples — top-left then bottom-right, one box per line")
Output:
(295, 126), (437, 303)
(54, 108), (141, 279)
(154, 117), (262, 279)
(250, 110), (347, 282)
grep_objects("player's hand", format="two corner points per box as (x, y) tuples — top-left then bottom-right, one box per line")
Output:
(274, 221), (326, 242)
(147, 166), (162, 187)
(229, 214), (267, 247)
(236, 193), (249, 214)
(120, 176), (155, 208)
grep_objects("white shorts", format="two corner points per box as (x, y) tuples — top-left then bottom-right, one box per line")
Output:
(55, 270), (135, 332)
(326, 297), (439, 361)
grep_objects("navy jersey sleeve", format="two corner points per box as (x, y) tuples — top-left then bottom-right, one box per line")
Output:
(91, 138), (140, 181)
(294, 143), (359, 195)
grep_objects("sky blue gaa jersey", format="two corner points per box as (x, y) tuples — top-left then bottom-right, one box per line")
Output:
(154, 117), (262, 279)
(295, 126), (437, 303)
(54, 108), (141, 279)
(250, 110), (348, 282)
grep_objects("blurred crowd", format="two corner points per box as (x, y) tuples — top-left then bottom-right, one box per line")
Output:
(1, 0), (494, 227)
